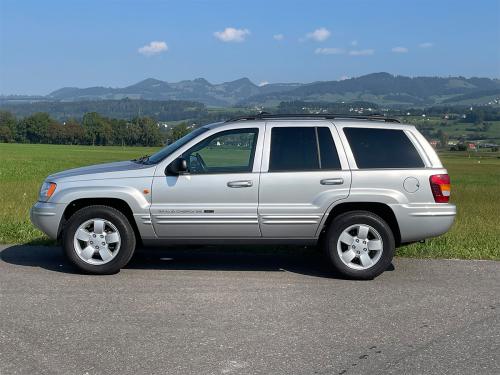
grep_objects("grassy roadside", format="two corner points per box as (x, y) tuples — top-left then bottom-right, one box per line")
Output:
(0, 143), (499, 260)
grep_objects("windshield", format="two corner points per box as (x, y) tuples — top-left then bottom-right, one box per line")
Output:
(142, 127), (209, 165)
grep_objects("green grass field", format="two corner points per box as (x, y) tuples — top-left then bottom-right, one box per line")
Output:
(0, 143), (499, 260)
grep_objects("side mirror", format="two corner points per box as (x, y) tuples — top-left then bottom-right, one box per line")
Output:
(165, 157), (188, 175)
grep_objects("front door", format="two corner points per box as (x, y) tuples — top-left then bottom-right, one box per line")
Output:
(151, 126), (262, 238)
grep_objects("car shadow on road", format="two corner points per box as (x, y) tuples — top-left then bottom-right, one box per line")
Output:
(0, 244), (394, 279)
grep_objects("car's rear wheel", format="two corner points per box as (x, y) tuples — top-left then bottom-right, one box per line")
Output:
(63, 205), (136, 274)
(324, 211), (395, 279)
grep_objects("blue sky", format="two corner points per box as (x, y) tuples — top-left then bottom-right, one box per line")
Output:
(0, 0), (499, 95)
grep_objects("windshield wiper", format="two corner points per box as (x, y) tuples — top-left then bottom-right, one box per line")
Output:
(132, 154), (151, 164)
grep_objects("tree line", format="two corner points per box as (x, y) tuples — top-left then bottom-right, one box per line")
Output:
(0, 111), (192, 147)
(0, 99), (207, 122)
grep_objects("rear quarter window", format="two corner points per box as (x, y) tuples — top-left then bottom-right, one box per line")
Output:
(344, 127), (425, 169)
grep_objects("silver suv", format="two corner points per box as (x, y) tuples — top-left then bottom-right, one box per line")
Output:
(31, 114), (456, 279)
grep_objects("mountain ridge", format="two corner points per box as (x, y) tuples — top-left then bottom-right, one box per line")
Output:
(11, 73), (500, 107)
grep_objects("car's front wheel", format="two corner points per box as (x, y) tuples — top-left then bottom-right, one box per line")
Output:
(63, 205), (136, 274)
(324, 211), (395, 279)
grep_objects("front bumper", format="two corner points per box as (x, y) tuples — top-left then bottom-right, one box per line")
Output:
(390, 203), (456, 243)
(30, 201), (67, 239)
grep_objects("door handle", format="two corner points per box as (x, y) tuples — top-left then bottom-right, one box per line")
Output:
(320, 178), (344, 185)
(227, 180), (253, 188)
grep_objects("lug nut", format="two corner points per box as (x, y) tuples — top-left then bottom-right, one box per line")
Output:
(96, 246), (99, 249)
(356, 239), (359, 243)
(90, 241), (93, 244)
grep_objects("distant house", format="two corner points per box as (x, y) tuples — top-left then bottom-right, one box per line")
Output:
(467, 142), (477, 150)
(429, 139), (440, 148)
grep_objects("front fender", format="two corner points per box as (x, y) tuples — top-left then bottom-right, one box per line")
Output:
(53, 185), (151, 213)
(49, 178), (155, 239)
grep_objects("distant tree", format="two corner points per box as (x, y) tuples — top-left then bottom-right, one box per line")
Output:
(109, 118), (127, 146)
(133, 117), (163, 146)
(436, 129), (449, 148)
(48, 122), (64, 143)
(0, 125), (13, 142)
(481, 122), (492, 132)
(0, 111), (16, 142)
(82, 112), (112, 145)
(170, 123), (190, 142)
(18, 112), (56, 143)
(63, 119), (85, 144)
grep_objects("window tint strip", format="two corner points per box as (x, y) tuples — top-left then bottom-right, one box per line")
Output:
(314, 127), (322, 169)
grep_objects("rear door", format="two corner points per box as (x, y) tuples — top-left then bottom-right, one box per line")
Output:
(258, 121), (351, 238)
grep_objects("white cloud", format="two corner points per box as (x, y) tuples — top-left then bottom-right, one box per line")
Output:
(214, 27), (250, 42)
(419, 42), (434, 48)
(315, 47), (345, 55)
(258, 81), (269, 87)
(138, 41), (168, 56)
(305, 27), (331, 42)
(349, 49), (374, 56)
(273, 34), (284, 41)
(339, 75), (350, 81)
(351, 40), (358, 46)
(392, 46), (409, 53)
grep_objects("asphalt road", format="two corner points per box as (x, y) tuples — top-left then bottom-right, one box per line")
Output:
(0, 244), (499, 375)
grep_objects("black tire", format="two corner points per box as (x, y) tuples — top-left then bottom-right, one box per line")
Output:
(63, 205), (136, 274)
(323, 211), (395, 280)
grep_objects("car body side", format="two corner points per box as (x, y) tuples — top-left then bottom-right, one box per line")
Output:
(31, 119), (456, 246)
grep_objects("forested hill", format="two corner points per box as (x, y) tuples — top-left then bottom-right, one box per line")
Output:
(0, 99), (207, 122)
(241, 73), (500, 106)
(2, 73), (498, 107)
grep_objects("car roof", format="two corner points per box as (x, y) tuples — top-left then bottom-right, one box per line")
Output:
(204, 117), (415, 131)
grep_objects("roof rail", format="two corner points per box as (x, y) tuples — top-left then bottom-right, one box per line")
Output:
(225, 113), (400, 123)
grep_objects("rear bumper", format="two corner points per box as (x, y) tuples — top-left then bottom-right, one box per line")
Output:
(390, 203), (456, 243)
(30, 201), (66, 239)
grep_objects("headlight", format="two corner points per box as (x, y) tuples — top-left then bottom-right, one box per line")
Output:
(39, 182), (57, 202)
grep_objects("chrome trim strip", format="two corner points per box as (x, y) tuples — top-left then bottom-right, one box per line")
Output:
(260, 215), (321, 225)
(409, 212), (456, 217)
(156, 220), (259, 225)
(32, 211), (56, 217)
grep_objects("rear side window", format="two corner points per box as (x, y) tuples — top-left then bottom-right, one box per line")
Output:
(269, 127), (341, 172)
(344, 128), (424, 169)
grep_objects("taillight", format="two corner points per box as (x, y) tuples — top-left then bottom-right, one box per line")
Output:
(429, 174), (451, 203)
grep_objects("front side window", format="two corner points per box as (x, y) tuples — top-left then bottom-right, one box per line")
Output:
(183, 128), (258, 174)
(344, 127), (425, 169)
(146, 126), (209, 164)
(269, 127), (341, 172)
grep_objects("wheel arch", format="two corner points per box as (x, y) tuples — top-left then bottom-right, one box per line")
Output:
(319, 202), (401, 246)
(58, 198), (142, 244)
